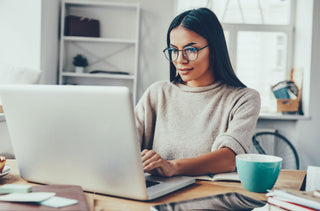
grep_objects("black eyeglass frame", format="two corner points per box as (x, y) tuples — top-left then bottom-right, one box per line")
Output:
(163, 45), (209, 62)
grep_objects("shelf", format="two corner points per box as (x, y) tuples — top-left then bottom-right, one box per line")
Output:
(65, 0), (139, 9)
(61, 72), (135, 80)
(59, 0), (140, 102)
(63, 36), (137, 44)
(259, 112), (311, 121)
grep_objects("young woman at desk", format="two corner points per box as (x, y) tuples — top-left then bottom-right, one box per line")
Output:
(135, 8), (261, 177)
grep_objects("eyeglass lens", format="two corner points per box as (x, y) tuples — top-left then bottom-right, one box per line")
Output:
(164, 47), (198, 62)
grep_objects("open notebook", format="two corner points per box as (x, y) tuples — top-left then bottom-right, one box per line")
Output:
(196, 172), (240, 182)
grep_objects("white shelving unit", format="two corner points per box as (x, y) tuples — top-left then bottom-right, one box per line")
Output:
(59, 0), (140, 101)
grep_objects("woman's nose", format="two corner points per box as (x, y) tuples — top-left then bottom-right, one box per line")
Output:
(175, 51), (188, 64)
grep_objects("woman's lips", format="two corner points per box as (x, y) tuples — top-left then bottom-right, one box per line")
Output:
(178, 68), (193, 75)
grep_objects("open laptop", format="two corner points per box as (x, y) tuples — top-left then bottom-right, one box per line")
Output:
(0, 85), (195, 201)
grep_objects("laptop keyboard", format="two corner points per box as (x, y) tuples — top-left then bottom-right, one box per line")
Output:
(146, 180), (160, 188)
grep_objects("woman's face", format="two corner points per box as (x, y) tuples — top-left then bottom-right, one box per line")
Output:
(170, 25), (214, 87)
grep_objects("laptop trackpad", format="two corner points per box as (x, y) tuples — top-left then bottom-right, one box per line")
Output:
(146, 180), (160, 188)
(145, 174), (163, 188)
(145, 173), (195, 200)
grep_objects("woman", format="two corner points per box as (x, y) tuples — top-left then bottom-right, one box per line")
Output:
(135, 8), (260, 177)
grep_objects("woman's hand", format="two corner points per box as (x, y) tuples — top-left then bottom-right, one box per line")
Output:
(141, 147), (236, 177)
(141, 149), (177, 177)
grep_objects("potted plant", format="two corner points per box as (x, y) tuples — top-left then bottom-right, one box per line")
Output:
(72, 54), (88, 73)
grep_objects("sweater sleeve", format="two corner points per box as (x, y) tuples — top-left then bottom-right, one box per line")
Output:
(211, 88), (261, 155)
(134, 87), (156, 150)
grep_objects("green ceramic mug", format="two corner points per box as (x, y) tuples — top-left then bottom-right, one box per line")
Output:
(236, 154), (282, 193)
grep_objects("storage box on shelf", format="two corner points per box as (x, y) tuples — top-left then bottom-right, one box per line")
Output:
(277, 89), (300, 113)
(274, 69), (302, 114)
(64, 15), (100, 37)
(59, 0), (140, 101)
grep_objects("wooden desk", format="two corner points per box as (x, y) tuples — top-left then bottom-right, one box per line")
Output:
(1, 160), (306, 211)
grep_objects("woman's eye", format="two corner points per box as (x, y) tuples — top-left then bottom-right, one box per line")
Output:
(186, 47), (197, 52)
(171, 48), (178, 53)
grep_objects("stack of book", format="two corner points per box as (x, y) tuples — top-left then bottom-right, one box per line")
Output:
(271, 81), (298, 100)
(266, 189), (320, 211)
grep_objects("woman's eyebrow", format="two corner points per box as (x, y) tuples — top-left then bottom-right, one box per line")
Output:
(170, 42), (197, 48)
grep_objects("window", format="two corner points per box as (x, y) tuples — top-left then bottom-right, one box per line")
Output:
(176, 0), (295, 113)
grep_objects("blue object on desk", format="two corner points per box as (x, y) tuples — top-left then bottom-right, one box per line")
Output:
(0, 184), (32, 194)
(39, 196), (78, 208)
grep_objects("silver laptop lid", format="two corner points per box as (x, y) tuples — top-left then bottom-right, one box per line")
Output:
(0, 85), (148, 200)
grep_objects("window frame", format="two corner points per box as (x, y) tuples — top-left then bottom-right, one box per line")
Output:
(221, 0), (296, 85)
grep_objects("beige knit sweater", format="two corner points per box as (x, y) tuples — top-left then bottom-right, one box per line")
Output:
(134, 81), (261, 160)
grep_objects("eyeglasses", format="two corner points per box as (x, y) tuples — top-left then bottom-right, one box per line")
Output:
(163, 45), (208, 62)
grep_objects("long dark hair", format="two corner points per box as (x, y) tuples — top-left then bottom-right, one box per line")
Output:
(167, 8), (246, 88)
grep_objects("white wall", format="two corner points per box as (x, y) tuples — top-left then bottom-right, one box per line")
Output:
(135, 0), (174, 98)
(293, 0), (313, 116)
(295, 0), (320, 168)
(40, 0), (60, 84)
(0, 0), (59, 84)
(0, 0), (42, 68)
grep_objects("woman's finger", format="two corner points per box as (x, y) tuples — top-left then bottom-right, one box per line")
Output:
(144, 158), (163, 171)
(140, 149), (149, 156)
(143, 153), (161, 168)
(141, 150), (156, 162)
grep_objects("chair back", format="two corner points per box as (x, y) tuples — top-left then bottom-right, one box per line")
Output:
(251, 131), (300, 170)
